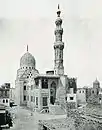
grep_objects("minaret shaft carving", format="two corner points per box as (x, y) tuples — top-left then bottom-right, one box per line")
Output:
(54, 5), (64, 75)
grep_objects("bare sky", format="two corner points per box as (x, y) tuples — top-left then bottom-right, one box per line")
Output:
(0, 0), (102, 87)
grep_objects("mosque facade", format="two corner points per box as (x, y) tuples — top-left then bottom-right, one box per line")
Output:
(15, 5), (77, 113)
(14, 5), (102, 115)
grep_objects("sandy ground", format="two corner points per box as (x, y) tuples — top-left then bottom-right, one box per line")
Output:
(2, 106), (66, 130)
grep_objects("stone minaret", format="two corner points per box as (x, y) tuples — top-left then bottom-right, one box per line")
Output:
(54, 5), (64, 75)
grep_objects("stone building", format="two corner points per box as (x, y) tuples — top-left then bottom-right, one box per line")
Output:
(77, 88), (86, 105)
(0, 83), (10, 106)
(15, 5), (77, 113)
(91, 78), (100, 96)
(76, 78), (101, 106)
(86, 79), (102, 106)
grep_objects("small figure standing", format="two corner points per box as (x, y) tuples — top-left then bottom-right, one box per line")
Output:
(31, 112), (33, 116)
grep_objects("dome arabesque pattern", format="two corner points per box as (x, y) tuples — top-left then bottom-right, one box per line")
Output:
(20, 52), (35, 68)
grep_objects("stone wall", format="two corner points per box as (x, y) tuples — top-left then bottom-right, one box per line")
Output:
(15, 80), (21, 105)
(77, 88), (86, 105)
(49, 104), (66, 115)
(56, 75), (67, 104)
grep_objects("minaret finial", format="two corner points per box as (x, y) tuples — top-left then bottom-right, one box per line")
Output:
(57, 4), (61, 17)
(27, 45), (28, 52)
(58, 4), (60, 10)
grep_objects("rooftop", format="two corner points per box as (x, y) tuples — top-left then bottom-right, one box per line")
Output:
(34, 74), (60, 79)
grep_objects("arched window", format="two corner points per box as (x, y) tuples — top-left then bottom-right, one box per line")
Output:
(51, 81), (56, 88)
(65, 97), (67, 101)
(6, 99), (8, 103)
(36, 97), (38, 106)
(50, 82), (56, 96)
(24, 96), (26, 101)
(5, 91), (7, 96)
(31, 96), (33, 102)
(59, 51), (61, 58)
(35, 79), (39, 86)
(27, 96), (29, 101)
(24, 85), (26, 90)
(42, 78), (48, 89)
(27, 76), (29, 78)
(24, 81), (26, 84)
(92, 90), (94, 94)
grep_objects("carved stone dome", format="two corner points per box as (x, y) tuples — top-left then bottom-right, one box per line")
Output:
(20, 52), (35, 68)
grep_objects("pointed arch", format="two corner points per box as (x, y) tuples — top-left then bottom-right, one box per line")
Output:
(51, 81), (56, 88)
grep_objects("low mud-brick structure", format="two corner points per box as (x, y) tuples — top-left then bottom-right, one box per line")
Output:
(38, 103), (102, 130)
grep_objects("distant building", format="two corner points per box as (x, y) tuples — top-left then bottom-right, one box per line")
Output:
(91, 78), (100, 96)
(0, 83), (10, 106)
(76, 78), (102, 106)
(87, 78), (101, 105)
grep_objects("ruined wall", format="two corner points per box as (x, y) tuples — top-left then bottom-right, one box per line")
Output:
(56, 75), (67, 104)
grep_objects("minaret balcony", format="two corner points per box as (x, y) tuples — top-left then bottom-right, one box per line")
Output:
(54, 28), (63, 35)
(55, 17), (62, 25)
(54, 42), (64, 49)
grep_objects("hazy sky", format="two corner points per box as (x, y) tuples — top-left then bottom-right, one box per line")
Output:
(0, 0), (102, 88)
